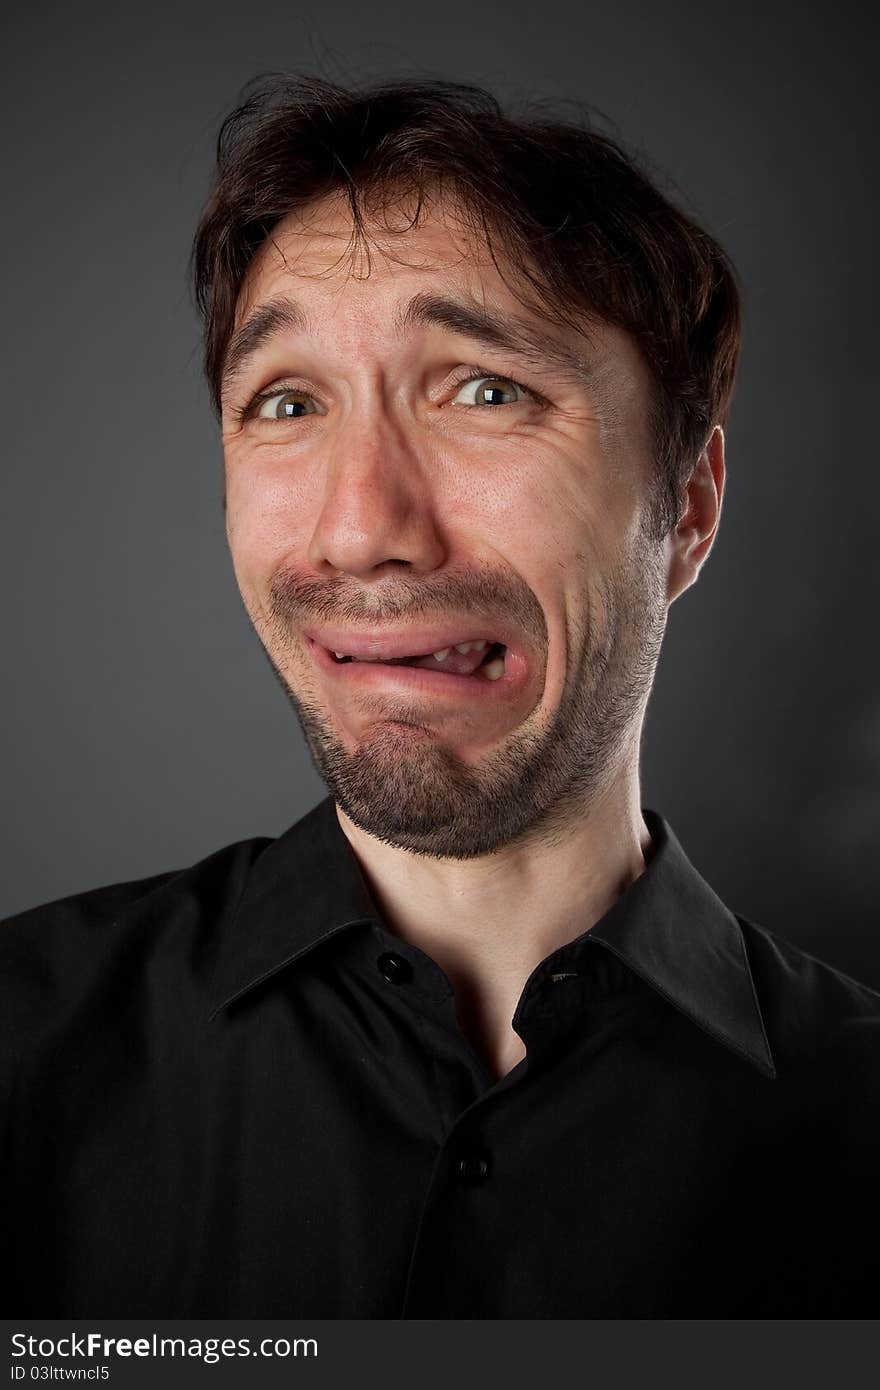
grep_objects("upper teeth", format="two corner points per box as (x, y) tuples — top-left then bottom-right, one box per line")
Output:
(333, 639), (490, 662)
(435, 640), (488, 660)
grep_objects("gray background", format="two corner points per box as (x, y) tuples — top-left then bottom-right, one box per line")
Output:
(2, 1), (878, 985)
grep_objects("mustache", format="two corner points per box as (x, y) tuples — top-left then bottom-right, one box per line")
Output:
(267, 565), (548, 648)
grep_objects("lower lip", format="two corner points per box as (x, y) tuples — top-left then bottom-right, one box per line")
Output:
(306, 637), (532, 703)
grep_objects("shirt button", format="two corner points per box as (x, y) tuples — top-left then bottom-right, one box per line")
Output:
(377, 951), (413, 984)
(455, 1149), (492, 1185)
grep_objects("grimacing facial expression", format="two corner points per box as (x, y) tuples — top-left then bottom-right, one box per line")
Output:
(220, 190), (670, 859)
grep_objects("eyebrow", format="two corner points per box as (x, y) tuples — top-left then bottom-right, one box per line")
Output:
(220, 290), (601, 401)
(396, 291), (600, 386)
(221, 296), (311, 397)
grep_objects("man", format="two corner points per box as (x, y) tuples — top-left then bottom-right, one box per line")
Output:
(2, 74), (878, 1318)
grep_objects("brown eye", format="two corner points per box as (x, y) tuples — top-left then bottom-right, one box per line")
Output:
(452, 376), (527, 407)
(255, 391), (322, 421)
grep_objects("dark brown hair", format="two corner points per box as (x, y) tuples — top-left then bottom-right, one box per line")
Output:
(190, 73), (742, 539)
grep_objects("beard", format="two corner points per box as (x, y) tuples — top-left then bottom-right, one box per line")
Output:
(249, 538), (667, 861)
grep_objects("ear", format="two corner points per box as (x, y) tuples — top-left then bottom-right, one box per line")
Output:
(665, 425), (726, 606)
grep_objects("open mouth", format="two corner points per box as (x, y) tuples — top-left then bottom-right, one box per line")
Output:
(328, 639), (507, 682)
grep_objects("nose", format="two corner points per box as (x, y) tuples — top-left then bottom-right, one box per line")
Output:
(306, 409), (447, 578)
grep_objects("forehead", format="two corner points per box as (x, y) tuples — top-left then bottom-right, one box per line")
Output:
(238, 189), (531, 317)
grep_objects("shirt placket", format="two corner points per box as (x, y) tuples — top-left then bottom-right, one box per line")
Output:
(359, 924), (622, 1316)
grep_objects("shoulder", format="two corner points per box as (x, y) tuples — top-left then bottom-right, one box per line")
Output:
(736, 912), (880, 1075)
(0, 834), (273, 1045)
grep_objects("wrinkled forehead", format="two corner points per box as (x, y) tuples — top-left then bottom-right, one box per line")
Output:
(234, 187), (583, 336)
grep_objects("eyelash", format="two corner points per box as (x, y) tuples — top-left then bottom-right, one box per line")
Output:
(450, 366), (546, 407)
(233, 365), (546, 423)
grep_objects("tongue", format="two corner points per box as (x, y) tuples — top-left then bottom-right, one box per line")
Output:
(373, 647), (489, 676)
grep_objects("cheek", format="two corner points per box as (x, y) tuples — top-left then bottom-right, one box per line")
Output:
(456, 445), (572, 533)
(224, 450), (313, 569)
(527, 442), (639, 569)
(514, 462), (595, 564)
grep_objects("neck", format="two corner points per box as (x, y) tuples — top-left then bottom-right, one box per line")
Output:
(335, 778), (653, 1080)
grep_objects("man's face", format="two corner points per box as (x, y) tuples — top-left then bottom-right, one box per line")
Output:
(221, 190), (670, 858)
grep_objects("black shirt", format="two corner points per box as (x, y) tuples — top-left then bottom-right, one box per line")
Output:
(2, 794), (878, 1317)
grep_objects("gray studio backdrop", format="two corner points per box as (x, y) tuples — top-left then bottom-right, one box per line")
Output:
(2, 1), (878, 985)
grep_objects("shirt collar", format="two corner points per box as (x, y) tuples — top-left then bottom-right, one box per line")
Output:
(584, 815), (777, 1079)
(209, 795), (776, 1080)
